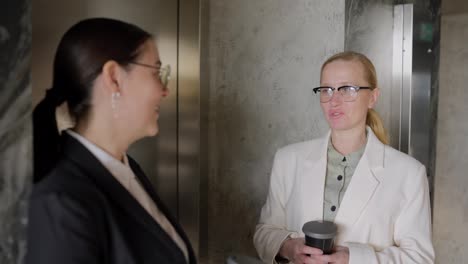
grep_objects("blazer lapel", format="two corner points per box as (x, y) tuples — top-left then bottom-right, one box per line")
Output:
(129, 158), (196, 263)
(61, 134), (187, 259)
(333, 128), (385, 241)
(299, 133), (330, 225)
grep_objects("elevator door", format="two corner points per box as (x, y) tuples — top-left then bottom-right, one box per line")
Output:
(32, 0), (199, 253)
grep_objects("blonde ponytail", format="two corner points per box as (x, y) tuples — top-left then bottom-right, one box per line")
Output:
(366, 109), (389, 144)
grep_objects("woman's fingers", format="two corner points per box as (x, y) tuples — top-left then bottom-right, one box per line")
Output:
(315, 246), (350, 264)
(300, 244), (323, 256)
(281, 238), (328, 264)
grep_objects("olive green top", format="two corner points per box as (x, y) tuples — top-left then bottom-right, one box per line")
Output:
(323, 139), (366, 222)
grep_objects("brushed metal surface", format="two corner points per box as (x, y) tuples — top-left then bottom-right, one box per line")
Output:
(178, 0), (201, 257)
(409, 0), (437, 171)
(32, 0), (201, 251)
(391, 4), (414, 153)
(401, 4), (414, 154)
(392, 4), (404, 149)
(32, 0), (180, 215)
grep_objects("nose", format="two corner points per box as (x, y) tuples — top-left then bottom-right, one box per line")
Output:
(329, 90), (343, 105)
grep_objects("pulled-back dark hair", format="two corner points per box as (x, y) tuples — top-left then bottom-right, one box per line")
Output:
(33, 18), (152, 182)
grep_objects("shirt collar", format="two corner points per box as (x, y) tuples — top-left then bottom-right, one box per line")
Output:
(65, 129), (135, 189)
(327, 135), (367, 168)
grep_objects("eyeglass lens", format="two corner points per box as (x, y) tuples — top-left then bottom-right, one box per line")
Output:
(317, 86), (359, 102)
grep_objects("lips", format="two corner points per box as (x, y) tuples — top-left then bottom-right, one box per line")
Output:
(328, 110), (344, 119)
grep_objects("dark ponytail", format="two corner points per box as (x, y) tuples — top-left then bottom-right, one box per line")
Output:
(33, 18), (152, 182)
(33, 88), (66, 182)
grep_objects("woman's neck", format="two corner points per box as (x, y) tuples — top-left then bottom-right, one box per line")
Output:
(330, 126), (367, 156)
(73, 121), (129, 162)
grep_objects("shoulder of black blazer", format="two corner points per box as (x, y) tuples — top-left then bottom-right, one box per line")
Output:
(32, 133), (197, 264)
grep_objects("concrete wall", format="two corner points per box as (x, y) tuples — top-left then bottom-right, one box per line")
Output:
(200, 1), (345, 263)
(0, 0), (32, 263)
(433, 2), (468, 262)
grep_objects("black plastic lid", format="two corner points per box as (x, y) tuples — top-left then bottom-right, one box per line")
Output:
(302, 220), (337, 239)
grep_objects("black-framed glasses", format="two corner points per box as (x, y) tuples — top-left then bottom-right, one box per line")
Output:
(129, 62), (171, 88)
(312, 85), (372, 103)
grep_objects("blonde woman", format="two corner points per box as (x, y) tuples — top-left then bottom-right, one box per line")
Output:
(254, 51), (434, 264)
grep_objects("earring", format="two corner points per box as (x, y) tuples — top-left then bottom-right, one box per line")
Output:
(111, 92), (121, 118)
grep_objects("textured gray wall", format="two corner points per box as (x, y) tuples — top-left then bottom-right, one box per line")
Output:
(0, 0), (32, 263)
(200, 1), (344, 263)
(433, 11), (468, 264)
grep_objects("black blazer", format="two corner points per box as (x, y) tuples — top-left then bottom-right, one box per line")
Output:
(25, 133), (196, 264)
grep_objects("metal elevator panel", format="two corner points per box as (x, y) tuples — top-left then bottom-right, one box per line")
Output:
(177, 0), (201, 256)
(392, 4), (414, 153)
(32, 0), (200, 255)
(345, 0), (438, 207)
(391, 1), (436, 171)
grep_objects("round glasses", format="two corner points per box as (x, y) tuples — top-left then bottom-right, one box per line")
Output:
(312, 85), (371, 103)
(129, 62), (171, 88)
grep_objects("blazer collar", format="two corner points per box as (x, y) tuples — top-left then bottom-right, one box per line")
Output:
(365, 126), (386, 172)
(306, 126), (385, 171)
(306, 130), (330, 162)
(60, 133), (195, 263)
(298, 132), (329, 227)
(128, 157), (197, 263)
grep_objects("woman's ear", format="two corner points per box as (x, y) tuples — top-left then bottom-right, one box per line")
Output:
(369, 87), (380, 108)
(102, 60), (122, 94)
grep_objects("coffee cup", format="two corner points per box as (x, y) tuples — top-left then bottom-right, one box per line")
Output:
(302, 220), (337, 254)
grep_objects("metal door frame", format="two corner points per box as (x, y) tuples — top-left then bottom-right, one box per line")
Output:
(391, 4), (413, 153)
(178, 0), (201, 256)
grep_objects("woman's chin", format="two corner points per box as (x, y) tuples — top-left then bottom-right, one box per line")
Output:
(328, 120), (367, 133)
(328, 122), (357, 132)
(328, 119), (347, 130)
(147, 125), (159, 137)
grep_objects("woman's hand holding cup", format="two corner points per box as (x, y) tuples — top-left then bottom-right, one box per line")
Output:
(278, 237), (326, 264)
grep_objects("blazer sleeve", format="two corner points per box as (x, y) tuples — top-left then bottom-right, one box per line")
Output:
(25, 192), (103, 264)
(253, 149), (299, 264)
(345, 164), (435, 264)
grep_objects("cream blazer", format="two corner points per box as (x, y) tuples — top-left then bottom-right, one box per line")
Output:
(253, 128), (434, 264)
